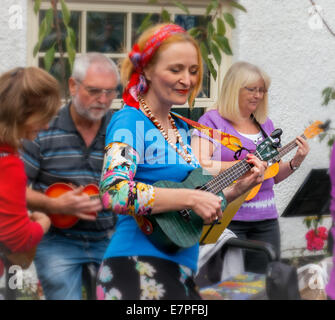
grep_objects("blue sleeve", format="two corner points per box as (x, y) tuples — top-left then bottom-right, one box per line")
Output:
(105, 107), (145, 160)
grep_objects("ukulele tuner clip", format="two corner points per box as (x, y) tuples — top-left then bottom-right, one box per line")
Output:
(269, 128), (282, 148)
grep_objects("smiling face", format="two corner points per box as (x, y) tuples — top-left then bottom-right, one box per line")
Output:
(143, 41), (200, 109)
(238, 77), (266, 117)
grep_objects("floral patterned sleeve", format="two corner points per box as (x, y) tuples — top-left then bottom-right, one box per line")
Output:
(99, 142), (155, 216)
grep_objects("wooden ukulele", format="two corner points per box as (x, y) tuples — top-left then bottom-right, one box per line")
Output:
(245, 120), (329, 201)
(45, 183), (99, 229)
(201, 120), (330, 245)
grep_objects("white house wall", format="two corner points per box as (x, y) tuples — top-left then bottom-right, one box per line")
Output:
(0, 1), (28, 73)
(234, 0), (335, 258)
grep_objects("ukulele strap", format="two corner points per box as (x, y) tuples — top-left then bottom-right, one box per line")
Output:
(170, 112), (242, 152)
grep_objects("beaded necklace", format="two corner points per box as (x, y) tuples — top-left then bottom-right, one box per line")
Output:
(138, 96), (192, 163)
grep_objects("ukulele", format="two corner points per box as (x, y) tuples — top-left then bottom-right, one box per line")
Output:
(200, 120), (330, 245)
(45, 183), (99, 229)
(245, 120), (329, 201)
(135, 130), (282, 253)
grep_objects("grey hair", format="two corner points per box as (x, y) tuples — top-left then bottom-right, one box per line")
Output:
(71, 52), (120, 83)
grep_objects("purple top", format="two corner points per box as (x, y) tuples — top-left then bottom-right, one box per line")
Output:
(193, 109), (278, 221)
(326, 143), (335, 299)
(329, 144), (335, 214)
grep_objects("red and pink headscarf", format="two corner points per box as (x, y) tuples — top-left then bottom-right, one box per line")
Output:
(122, 24), (186, 109)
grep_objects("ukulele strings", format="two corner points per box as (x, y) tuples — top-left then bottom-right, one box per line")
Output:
(203, 150), (261, 194)
(273, 133), (305, 163)
(178, 150), (260, 218)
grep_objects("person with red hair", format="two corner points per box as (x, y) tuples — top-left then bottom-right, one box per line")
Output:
(97, 23), (267, 300)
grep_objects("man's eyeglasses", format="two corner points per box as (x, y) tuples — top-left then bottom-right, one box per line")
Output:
(76, 80), (118, 98)
(244, 87), (267, 95)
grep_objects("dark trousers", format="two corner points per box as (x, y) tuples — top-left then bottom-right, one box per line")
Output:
(228, 219), (281, 274)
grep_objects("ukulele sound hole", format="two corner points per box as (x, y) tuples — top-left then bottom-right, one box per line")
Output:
(179, 209), (191, 222)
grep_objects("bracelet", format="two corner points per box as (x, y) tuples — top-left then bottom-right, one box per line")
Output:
(289, 159), (299, 171)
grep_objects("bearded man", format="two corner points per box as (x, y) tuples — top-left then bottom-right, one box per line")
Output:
(22, 53), (120, 300)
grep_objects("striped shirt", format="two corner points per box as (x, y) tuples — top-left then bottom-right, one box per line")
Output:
(21, 104), (116, 240)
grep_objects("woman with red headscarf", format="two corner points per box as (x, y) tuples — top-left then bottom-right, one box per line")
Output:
(97, 23), (267, 300)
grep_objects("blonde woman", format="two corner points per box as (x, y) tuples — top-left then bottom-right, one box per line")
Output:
(0, 67), (60, 254)
(192, 61), (309, 273)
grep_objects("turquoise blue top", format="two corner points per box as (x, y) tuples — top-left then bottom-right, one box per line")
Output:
(103, 105), (201, 271)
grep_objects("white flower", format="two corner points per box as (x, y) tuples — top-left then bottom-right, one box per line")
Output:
(105, 288), (122, 300)
(140, 276), (165, 300)
(99, 266), (113, 283)
(136, 261), (156, 277)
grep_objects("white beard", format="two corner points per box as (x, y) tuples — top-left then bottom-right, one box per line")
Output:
(72, 95), (108, 121)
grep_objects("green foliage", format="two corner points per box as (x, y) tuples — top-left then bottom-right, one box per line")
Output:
(303, 216), (323, 231)
(44, 43), (56, 71)
(320, 86), (335, 151)
(33, 0), (76, 101)
(322, 87), (335, 106)
(34, 0), (42, 14)
(33, 8), (53, 56)
(173, 1), (190, 14)
(33, 0), (76, 73)
(60, 0), (71, 26)
(138, 0), (246, 81)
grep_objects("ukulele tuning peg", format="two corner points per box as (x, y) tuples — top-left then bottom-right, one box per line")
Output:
(270, 128), (283, 139)
(320, 119), (331, 131)
(270, 128), (282, 148)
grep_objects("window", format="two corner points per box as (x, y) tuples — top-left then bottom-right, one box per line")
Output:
(28, 1), (231, 110)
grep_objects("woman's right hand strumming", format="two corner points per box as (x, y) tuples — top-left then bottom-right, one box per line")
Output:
(153, 188), (224, 224)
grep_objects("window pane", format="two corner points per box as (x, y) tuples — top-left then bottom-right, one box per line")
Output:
(39, 57), (71, 99)
(131, 13), (160, 45)
(87, 12), (126, 53)
(175, 15), (211, 98)
(39, 10), (80, 52)
(112, 58), (123, 99)
(174, 15), (210, 30)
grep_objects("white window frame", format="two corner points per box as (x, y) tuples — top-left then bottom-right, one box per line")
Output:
(27, 0), (232, 110)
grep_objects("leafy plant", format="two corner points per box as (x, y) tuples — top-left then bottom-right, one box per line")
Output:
(33, 0), (76, 101)
(303, 215), (323, 230)
(319, 77), (335, 150)
(139, 0), (246, 81)
(309, 0), (335, 149)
